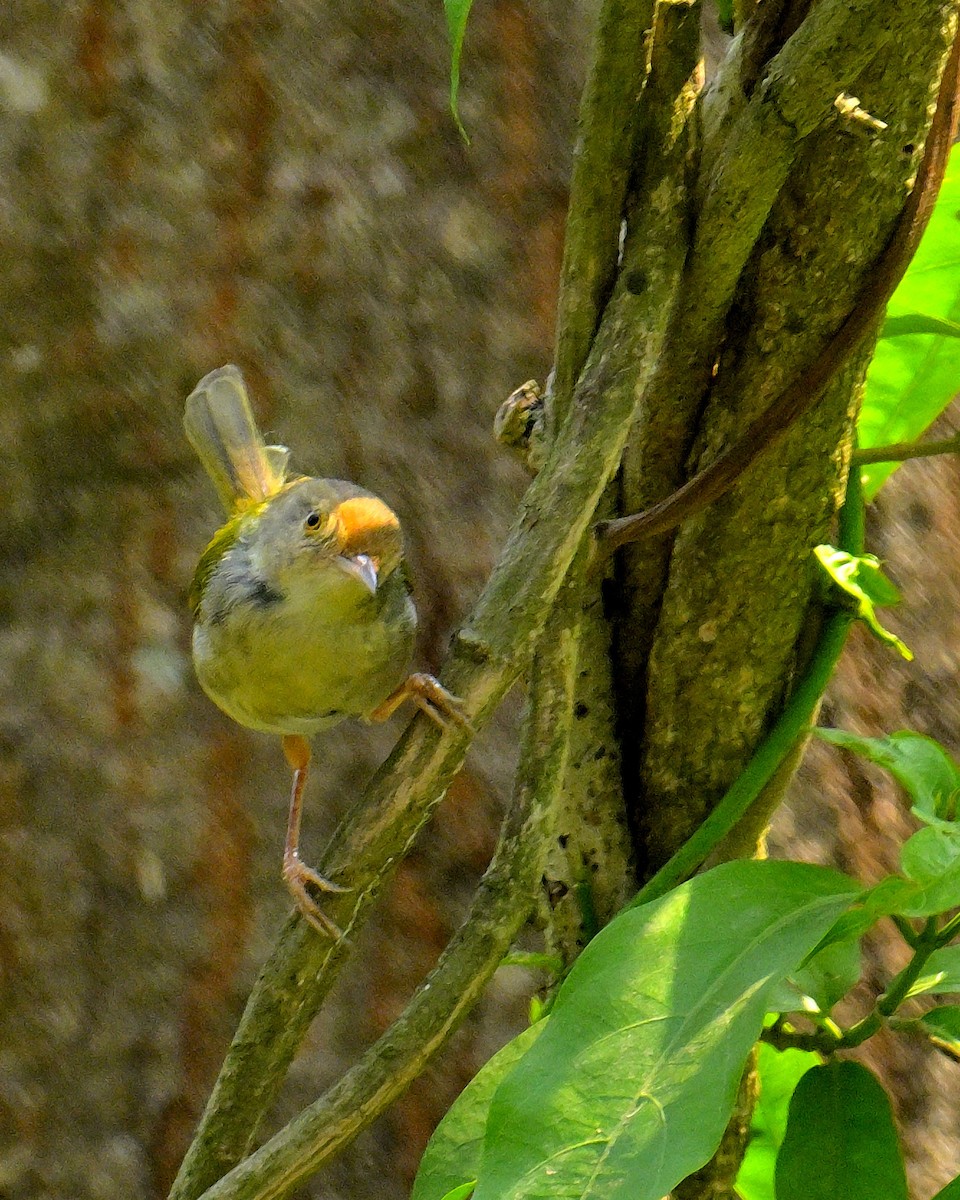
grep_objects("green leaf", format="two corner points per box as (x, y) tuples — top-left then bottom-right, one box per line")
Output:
(470, 860), (858, 1200)
(443, 0), (472, 140)
(932, 1173), (960, 1200)
(767, 937), (861, 1014)
(811, 876), (919, 955)
(412, 1023), (544, 1200)
(734, 1045), (821, 1200)
(859, 144), (960, 498)
(775, 1061), (908, 1200)
(895, 826), (960, 915)
(901, 825), (960, 882)
(910, 943), (960, 996)
(814, 547), (912, 659)
(915, 1005), (960, 1057)
(814, 729), (960, 824)
(439, 1186), (477, 1200)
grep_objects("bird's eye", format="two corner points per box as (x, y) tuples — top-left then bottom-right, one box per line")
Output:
(304, 511), (323, 532)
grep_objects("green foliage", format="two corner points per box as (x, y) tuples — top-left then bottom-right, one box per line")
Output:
(913, 1005), (960, 1056)
(734, 1044), (821, 1200)
(438, 1185), (479, 1200)
(911, 943), (960, 996)
(412, 1024), (543, 1200)
(933, 1175), (960, 1200)
(413, 861), (858, 1200)
(814, 729), (960, 824)
(775, 1061), (908, 1200)
(767, 937), (861, 1014)
(443, 0), (473, 139)
(860, 145), (960, 497)
(813, 547), (912, 659)
(859, 147), (960, 499)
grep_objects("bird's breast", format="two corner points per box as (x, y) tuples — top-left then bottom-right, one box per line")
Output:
(192, 566), (416, 737)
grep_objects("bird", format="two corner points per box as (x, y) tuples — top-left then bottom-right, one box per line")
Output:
(184, 364), (466, 935)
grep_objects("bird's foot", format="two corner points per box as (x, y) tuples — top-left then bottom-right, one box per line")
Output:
(370, 672), (473, 731)
(282, 853), (349, 938)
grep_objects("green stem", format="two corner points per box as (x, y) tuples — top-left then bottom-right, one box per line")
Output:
(836, 917), (941, 1050)
(853, 434), (960, 465)
(937, 909), (960, 945)
(892, 913), (920, 949)
(877, 917), (941, 1015)
(630, 463), (863, 909)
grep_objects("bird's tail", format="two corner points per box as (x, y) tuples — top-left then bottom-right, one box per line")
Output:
(184, 364), (291, 513)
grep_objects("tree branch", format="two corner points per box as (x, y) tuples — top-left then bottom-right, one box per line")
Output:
(169, 85), (693, 1200)
(192, 590), (580, 1200)
(852, 432), (960, 464)
(599, 14), (960, 552)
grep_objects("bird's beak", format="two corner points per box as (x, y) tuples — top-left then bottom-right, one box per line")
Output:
(339, 553), (378, 595)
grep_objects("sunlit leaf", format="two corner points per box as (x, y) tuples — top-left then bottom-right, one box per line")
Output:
(412, 1023), (544, 1200)
(814, 728), (960, 825)
(859, 144), (960, 498)
(470, 861), (858, 1200)
(439, 1185), (477, 1200)
(814, 547), (912, 659)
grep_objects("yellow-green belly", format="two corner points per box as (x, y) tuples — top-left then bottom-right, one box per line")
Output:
(192, 585), (416, 736)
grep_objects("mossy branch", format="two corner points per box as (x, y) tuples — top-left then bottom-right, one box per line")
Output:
(191, 595), (579, 1200)
(169, 69), (693, 1200)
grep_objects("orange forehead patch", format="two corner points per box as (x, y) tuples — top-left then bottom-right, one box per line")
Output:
(334, 496), (400, 553)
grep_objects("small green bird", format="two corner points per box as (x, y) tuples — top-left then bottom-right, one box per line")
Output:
(185, 364), (464, 935)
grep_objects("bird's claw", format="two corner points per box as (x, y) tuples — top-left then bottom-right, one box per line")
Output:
(370, 672), (473, 732)
(282, 855), (349, 938)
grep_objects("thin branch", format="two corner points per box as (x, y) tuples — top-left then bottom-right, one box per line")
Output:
(169, 120), (693, 1200)
(852, 433), (960, 465)
(194, 589), (580, 1200)
(550, 0), (656, 422)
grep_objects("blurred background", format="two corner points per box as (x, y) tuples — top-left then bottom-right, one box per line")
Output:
(1, 3), (959, 1198)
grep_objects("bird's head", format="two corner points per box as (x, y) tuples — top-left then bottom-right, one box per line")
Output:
(249, 477), (404, 605)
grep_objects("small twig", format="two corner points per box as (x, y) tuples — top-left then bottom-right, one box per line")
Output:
(852, 433), (960, 465)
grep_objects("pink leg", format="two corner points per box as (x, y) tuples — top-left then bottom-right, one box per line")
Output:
(281, 734), (347, 938)
(369, 673), (472, 730)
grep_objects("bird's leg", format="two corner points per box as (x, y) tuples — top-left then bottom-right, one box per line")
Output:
(369, 672), (472, 730)
(281, 733), (348, 938)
